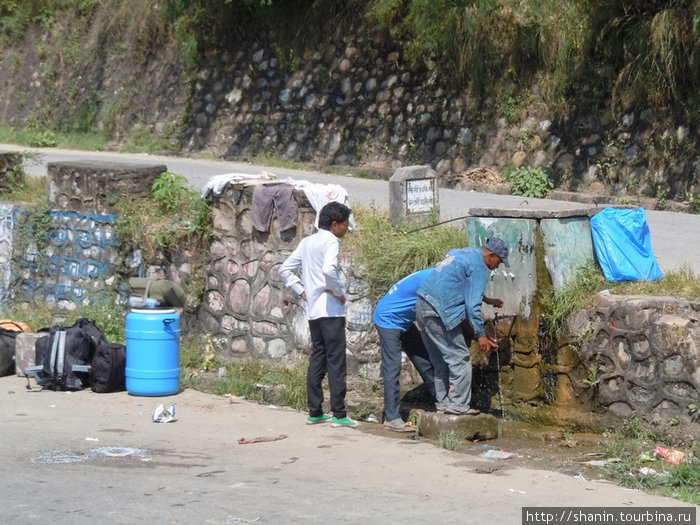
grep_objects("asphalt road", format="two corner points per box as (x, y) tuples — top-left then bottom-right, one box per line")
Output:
(2, 144), (699, 276)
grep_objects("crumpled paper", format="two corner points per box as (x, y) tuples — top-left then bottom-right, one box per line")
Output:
(152, 403), (177, 423)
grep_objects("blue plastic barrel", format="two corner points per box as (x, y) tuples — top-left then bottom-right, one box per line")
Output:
(125, 308), (180, 396)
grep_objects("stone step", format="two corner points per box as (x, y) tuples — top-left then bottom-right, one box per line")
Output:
(413, 408), (499, 441)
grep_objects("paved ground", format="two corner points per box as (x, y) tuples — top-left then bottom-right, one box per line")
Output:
(1, 375), (692, 525)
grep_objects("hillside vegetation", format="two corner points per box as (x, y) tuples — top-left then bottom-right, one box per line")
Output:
(0, 0), (698, 203)
(4, 0), (697, 121)
(2, 1), (698, 124)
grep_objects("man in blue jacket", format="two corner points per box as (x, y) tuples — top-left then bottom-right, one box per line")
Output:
(415, 237), (510, 416)
(373, 269), (436, 432)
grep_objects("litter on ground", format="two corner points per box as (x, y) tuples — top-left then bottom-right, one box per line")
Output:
(481, 450), (515, 459)
(653, 446), (685, 464)
(238, 434), (288, 445)
(152, 403), (177, 423)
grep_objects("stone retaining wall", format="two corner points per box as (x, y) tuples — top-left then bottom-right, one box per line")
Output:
(187, 37), (698, 200)
(1, 22), (698, 202)
(200, 183), (379, 375)
(6, 161), (192, 309)
(561, 294), (700, 424)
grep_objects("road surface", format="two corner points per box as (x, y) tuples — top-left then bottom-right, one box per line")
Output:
(2, 144), (699, 276)
(1, 375), (692, 525)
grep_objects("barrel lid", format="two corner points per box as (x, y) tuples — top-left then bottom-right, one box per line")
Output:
(129, 307), (176, 314)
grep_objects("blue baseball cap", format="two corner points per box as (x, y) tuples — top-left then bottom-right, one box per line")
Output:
(484, 237), (510, 267)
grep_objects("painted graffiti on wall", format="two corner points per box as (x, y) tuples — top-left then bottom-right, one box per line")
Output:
(0, 203), (14, 302)
(48, 210), (118, 249)
(16, 209), (119, 305)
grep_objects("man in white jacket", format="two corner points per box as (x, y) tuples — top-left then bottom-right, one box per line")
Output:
(278, 202), (358, 428)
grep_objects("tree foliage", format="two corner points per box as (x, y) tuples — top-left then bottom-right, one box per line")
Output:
(365, 0), (700, 121)
(2, 0), (699, 124)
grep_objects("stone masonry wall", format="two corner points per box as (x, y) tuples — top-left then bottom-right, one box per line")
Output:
(200, 182), (379, 376)
(560, 294), (700, 424)
(0, 21), (698, 202)
(188, 37), (698, 201)
(8, 161), (192, 309)
(48, 161), (167, 215)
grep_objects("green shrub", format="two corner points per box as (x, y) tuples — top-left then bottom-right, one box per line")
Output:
(27, 130), (58, 148)
(344, 205), (467, 299)
(152, 172), (192, 214)
(0, 291), (126, 343)
(114, 172), (212, 298)
(505, 166), (554, 198)
(199, 359), (308, 412)
(690, 194), (700, 215)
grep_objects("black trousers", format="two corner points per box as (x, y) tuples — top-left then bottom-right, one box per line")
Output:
(307, 316), (347, 419)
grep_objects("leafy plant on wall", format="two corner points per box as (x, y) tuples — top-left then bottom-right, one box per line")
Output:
(505, 165), (554, 198)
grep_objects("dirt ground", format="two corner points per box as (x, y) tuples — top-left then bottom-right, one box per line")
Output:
(2, 375), (692, 525)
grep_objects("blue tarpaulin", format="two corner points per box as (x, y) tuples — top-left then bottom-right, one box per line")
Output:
(590, 207), (663, 282)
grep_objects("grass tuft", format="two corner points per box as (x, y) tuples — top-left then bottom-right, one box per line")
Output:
(184, 359), (308, 412)
(544, 261), (700, 341)
(344, 205), (467, 299)
(439, 429), (465, 451)
(598, 417), (700, 505)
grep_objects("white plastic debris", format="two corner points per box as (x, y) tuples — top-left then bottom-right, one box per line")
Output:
(152, 403), (177, 423)
(481, 450), (515, 459)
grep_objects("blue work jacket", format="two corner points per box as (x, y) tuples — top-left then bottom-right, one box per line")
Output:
(417, 248), (489, 336)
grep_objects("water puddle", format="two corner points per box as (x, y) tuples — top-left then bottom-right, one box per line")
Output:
(31, 446), (148, 464)
(362, 419), (606, 479)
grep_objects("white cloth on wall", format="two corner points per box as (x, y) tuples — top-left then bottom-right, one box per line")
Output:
(201, 171), (277, 198)
(285, 178), (353, 229)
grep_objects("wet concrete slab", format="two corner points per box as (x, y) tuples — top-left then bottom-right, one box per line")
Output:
(413, 409), (499, 440)
(468, 205), (623, 219)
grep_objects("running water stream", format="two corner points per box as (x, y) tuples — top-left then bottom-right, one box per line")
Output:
(493, 313), (516, 420)
(495, 346), (505, 419)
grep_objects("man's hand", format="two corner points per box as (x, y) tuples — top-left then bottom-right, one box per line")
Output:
(484, 296), (503, 308)
(478, 335), (498, 353)
(338, 294), (347, 305)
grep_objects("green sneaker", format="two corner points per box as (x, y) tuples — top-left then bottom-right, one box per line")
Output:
(306, 414), (331, 425)
(330, 416), (358, 428)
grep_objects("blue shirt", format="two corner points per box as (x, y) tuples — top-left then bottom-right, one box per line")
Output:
(417, 248), (489, 336)
(373, 269), (434, 330)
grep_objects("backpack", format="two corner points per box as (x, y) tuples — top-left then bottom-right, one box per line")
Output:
(0, 327), (18, 377)
(127, 277), (186, 307)
(32, 318), (107, 391)
(91, 343), (126, 393)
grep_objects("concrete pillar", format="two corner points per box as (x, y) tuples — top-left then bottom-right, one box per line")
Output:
(388, 165), (439, 227)
(48, 160), (166, 214)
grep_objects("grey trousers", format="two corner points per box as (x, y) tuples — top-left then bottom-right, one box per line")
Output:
(415, 297), (472, 410)
(376, 323), (435, 421)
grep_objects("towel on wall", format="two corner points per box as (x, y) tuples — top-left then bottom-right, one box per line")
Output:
(201, 171), (277, 198)
(285, 179), (353, 229)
